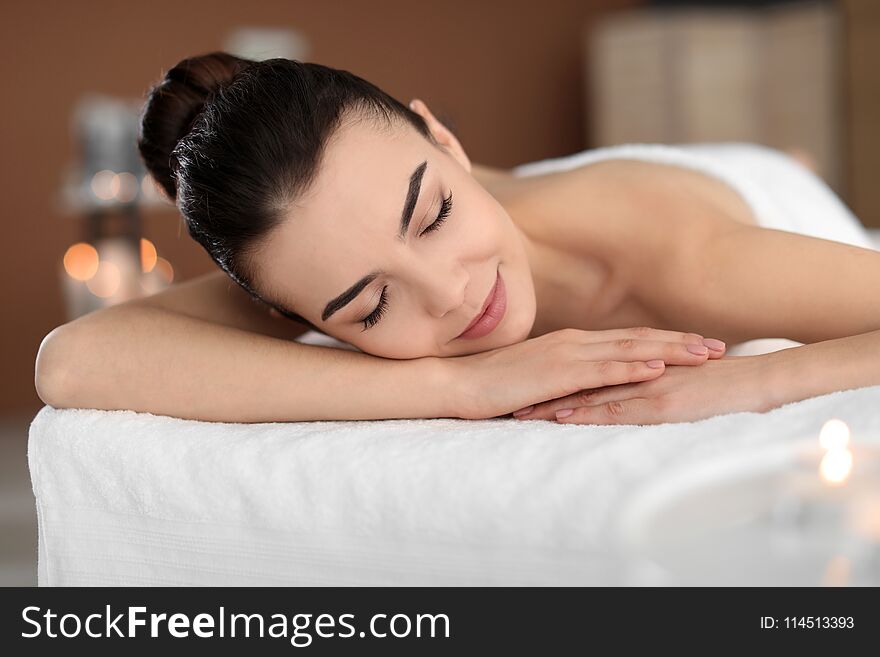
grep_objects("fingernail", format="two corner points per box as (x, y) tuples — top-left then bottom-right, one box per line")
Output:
(555, 409), (574, 419)
(646, 359), (665, 369)
(687, 343), (709, 355)
(512, 406), (534, 417)
(702, 338), (726, 351)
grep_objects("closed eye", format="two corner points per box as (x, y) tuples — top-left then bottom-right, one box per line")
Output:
(359, 189), (454, 331)
(420, 190), (453, 236)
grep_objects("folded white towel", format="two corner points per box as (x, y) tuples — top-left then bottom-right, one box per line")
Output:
(512, 142), (876, 250)
(29, 383), (880, 586)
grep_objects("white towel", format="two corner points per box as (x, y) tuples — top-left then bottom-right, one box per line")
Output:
(29, 385), (880, 586)
(511, 142), (876, 250)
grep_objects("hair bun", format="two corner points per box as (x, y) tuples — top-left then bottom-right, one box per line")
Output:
(137, 51), (254, 201)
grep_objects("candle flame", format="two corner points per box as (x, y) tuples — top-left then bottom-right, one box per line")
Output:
(819, 447), (853, 486)
(817, 419), (853, 486)
(819, 418), (850, 450)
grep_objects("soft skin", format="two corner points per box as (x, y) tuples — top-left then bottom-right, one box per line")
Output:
(255, 102), (541, 359)
(256, 100), (725, 360)
(252, 99), (880, 424)
(515, 329), (880, 426)
(513, 225), (880, 424)
(43, 97), (875, 425)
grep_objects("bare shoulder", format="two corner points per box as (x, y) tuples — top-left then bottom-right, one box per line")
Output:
(505, 159), (740, 251)
(576, 160), (757, 323)
(504, 159), (751, 325)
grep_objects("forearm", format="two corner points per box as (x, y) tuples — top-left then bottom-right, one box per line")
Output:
(764, 328), (880, 409)
(36, 305), (457, 423)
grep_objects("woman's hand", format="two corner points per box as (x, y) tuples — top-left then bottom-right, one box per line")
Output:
(446, 327), (726, 420)
(513, 353), (774, 425)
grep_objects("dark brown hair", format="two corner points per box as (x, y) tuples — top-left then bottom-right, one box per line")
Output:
(137, 51), (438, 331)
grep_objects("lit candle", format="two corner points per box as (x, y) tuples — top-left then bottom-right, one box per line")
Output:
(817, 419), (853, 487)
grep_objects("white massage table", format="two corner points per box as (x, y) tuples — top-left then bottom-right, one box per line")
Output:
(29, 144), (880, 586)
(27, 385), (880, 586)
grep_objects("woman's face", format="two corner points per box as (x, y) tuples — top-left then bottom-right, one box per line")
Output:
(257, 117), (537, 359)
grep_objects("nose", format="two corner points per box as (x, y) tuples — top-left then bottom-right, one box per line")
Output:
(419, 263), (468, 318)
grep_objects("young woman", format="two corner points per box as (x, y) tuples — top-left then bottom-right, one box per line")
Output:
(35, 52), (880, 425)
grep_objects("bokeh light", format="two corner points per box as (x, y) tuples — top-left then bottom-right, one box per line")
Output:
(140, 238), (157, 273)
(63, 242), (100, 281)
(819, 418), (850, 450)
(115, 172), (139, 202)
(90, 169), (119, 200)
(819, 447), (853, 486)
(154, 257), (174, 284)
(86, 260), (121, 298)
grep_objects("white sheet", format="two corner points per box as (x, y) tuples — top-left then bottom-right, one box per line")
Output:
(28, 385), (880, 586)
(512, 142), (876, 251)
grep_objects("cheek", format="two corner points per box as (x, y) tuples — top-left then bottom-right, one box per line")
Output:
(348, 321), (439, 359)
(476, 205), (508, 246)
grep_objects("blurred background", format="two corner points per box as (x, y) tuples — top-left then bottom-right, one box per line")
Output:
(1, 0), (878, 585)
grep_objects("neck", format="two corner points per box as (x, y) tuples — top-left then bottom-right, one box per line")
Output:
(516, 224), (612, 339)
(485, 165), (622, 339)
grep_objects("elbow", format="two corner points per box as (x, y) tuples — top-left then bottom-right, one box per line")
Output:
(34, 326), (74, 408)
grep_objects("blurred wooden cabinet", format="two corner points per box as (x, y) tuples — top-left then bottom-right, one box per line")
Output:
(586, 2), (847, 197)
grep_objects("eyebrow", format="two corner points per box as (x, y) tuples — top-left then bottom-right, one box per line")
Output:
(321, 160), (428, 322)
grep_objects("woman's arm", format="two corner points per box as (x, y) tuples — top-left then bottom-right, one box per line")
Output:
(34, 271), (455, 422)
(35, 271), (722, 423)
(643, 223), (880, 345)
(763, 327), (880, 406)
(35, 303), (454, 423)
(509, 200), (880, 424)
(514, 330), (880, 425)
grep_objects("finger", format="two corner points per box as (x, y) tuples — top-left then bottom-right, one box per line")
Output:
(585, 327), (706, 346)
(580, 328), (727, 359)
(702, 338), (727, 359)
(554, 398), (664, 426)
(571, 359), (667, 392)
(586, 327), (726, 355)
(581, 338), (714, 366)
(514, 383), (646, 421)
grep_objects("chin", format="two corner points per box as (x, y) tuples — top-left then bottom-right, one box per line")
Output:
(499, 305), (536, 346)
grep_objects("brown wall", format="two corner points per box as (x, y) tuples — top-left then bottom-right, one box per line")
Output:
(0, 0), (639, 415)
(841, 0), (880, 228)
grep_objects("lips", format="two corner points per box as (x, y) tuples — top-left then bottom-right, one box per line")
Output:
(456, 268), (506, 340)
(462, 277), (497, 333)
